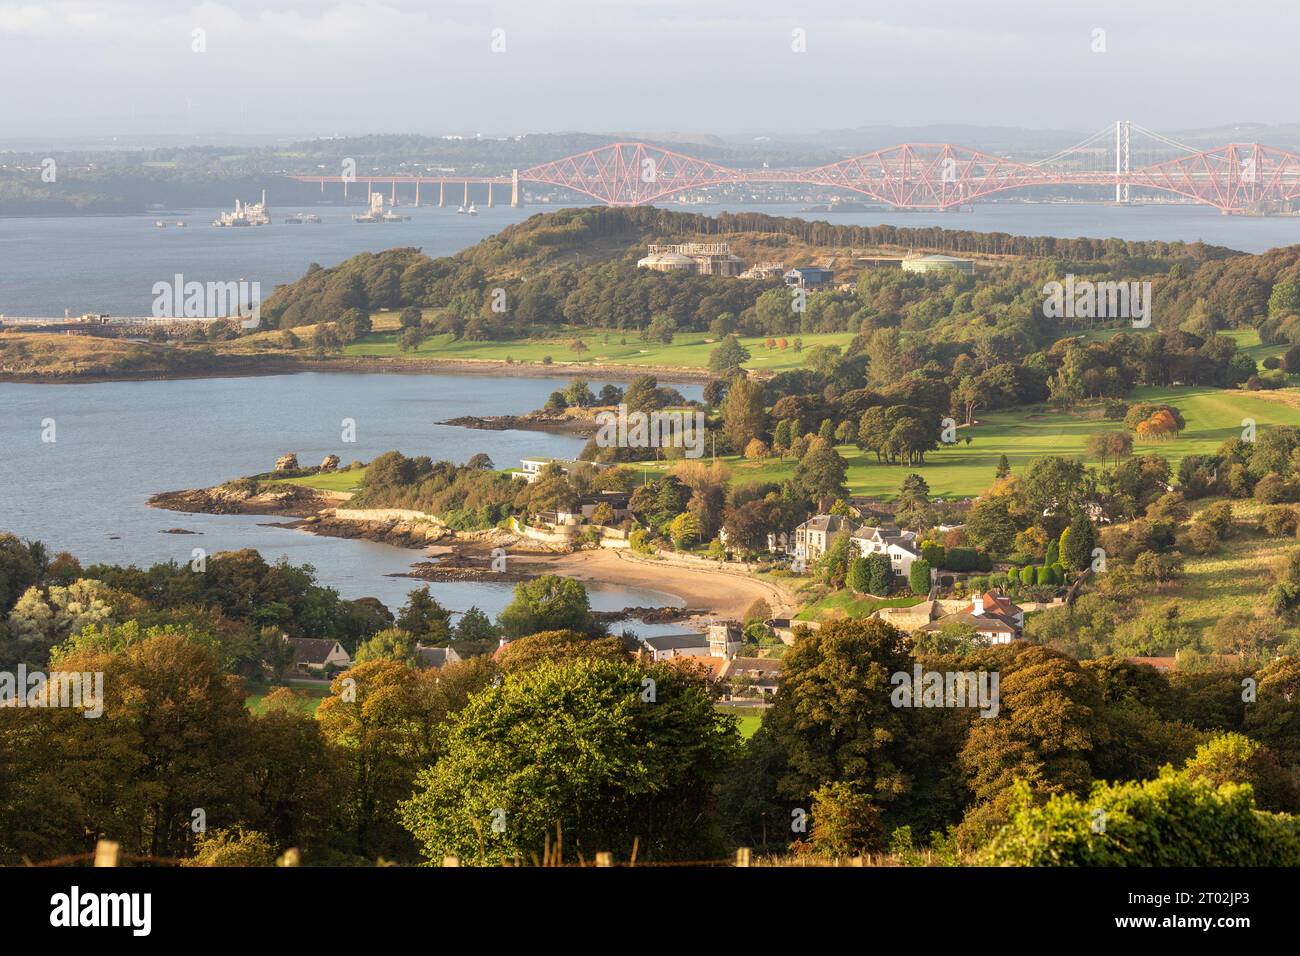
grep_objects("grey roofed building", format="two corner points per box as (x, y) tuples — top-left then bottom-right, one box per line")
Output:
(721, 656), (783, 698)
(285, 637), (352, 672)
(415, 645), (463, 670)
(792, 513), (853, 562)
(850, 523), (922, 578)
(638, 632), (710, 661)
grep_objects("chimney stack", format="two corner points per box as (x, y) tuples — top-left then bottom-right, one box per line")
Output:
(972, 594), (984, 616)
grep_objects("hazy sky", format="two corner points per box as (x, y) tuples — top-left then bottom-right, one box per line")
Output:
(0, 0), (1294, 141)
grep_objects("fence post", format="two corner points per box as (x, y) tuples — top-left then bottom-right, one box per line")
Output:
(442, 855), (460, 867)
(735, 847), (751, 867)
(596, 852), (613, 867)
(94, 840), (120, 867)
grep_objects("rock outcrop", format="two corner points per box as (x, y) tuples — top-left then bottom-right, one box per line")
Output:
(275, 453), (299, 471)
(320, 454), (340, 471)
(149, 482), (325, 517)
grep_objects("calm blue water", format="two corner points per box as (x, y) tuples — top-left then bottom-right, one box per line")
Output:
(1, 201), (1296, 316)
(0, 372), (697, 626)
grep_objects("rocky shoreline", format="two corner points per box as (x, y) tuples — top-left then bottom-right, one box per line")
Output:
(147, 483), (329, 518)
(438, 412), (598, 438)
(146, 474), (796, 622)
(4, 351), (712, 386)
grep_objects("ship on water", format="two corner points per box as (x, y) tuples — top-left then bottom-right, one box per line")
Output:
(284, 212), (322, 224)
(352, 192), (411, 223)
(213, 191), (271, 227)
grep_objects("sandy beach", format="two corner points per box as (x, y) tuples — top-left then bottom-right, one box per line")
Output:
(529, 548), (799, 621)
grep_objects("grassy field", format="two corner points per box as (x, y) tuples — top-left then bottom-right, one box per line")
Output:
(245, 681), (331, 715)
(1161, 499), (1290, 637)
(274, 468), (368, 493)
(1222, 328), (1287, 369)
(648, 382), (1300, 499)
(721, 705), (767, 739)
(795, 592), (925, 622)
(346, 322), (855, 373)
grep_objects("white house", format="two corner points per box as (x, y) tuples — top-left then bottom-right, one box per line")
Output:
(792, 514), (853, 562)
(509, 457), (608, 484)
(850, 524), (921, 578)
(285, 637), (352, 673)
(707, 621), (742, 660)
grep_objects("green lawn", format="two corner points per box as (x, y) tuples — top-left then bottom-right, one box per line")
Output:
(1161, 499), (1294, 638)
(245, 681), (331, 715)
(721, 705), (767, 740)
(649, 383), (1300, 499)
(274, 468), (368, 493)
(346, 325), (855, 373)
(794, 591), (926, 622)
(1222, 327), (1286, 369)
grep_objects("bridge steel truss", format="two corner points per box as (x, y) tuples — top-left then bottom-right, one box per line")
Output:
(290, 140), (1300, 213)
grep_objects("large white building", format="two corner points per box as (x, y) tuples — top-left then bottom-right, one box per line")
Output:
(637, 242), (745, 276)
(850, 524), (922, 578)
(792, 514), (853, 562)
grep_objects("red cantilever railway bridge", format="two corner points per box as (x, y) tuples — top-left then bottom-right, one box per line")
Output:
(291, 129), (1300, 214)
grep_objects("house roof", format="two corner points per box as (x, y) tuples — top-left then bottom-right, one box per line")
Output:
(798, 514), (851, 534)
(415, 646), (461, 669)
(851, 524), (920, 554)
(963, 591), (1023, 624)
(641, 633), (710, 651)
(664, 655), (729, 679)
(917, 610), (1016, 635)
(286, 637), (345, 665)
(723, 657), (783, 676)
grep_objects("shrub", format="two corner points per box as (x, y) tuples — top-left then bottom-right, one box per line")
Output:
(1199, 501), (1234, 539)
(1254, 472), (1293, 504)
(629, 529), (655, 554)
(1019, 566), (1036, 585)
(846, 557), (870, 594)
(810, 781), (884, 857)
(981, 775), (1300, 867)
(1262, 506), (1300, 538)
(182, 828), (277, 867)
(908, 559), (932, 595)
(1186, 521), (1219, 555)
(944, 547), (980, 572)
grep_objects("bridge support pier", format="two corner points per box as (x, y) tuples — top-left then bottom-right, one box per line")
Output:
(463, 181), (469, 207)
(512, 169), (521, 207)
(414, 180), (420, 207)
(487, 182), (493, 208)
(439, 181), (444, 207)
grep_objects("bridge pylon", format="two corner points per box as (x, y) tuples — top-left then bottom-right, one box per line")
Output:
(1115, 120), (1131, 203)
